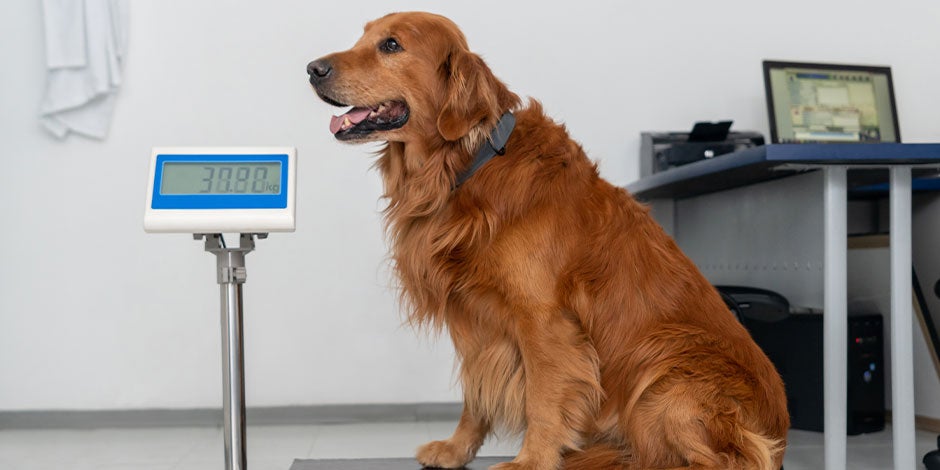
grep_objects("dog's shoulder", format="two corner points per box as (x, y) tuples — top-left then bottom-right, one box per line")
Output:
(499, 99), (597, 181)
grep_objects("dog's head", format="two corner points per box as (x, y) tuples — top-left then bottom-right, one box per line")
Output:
(307, 12), (518, 145)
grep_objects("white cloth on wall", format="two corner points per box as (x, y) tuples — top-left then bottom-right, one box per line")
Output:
(39, 0), (128, 140)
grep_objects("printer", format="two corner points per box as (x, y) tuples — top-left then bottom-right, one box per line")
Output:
(640, 121), (764, 177)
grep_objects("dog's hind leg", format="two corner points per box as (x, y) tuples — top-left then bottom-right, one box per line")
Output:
(626, 398), (783, 470)
(623, 360), (785, 470)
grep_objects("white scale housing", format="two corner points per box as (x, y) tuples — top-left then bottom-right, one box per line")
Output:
(144, 147), (296, 233)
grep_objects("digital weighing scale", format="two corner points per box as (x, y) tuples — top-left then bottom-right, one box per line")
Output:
(145, 147), (296, 470)
(145, 147), (508, 469)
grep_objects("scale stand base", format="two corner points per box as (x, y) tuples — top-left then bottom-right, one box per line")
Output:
(195, 233), (267, 470)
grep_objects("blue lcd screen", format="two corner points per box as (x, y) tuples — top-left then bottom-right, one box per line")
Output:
(151, 154), (289, 209)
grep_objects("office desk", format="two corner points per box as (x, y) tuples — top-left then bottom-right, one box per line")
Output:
(626, 143), (940, 470)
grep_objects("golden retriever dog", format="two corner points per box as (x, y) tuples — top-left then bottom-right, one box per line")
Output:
(307, 12), (788, 470)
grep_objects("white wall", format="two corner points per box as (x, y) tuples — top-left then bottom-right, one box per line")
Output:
(1, 0), (939, 411)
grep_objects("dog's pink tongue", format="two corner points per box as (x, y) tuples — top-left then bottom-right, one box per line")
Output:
(329, 107), (372, 134)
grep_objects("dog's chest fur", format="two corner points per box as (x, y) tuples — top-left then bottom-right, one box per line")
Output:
(387, 179), (546, 433)
(378, 117), (587, 435)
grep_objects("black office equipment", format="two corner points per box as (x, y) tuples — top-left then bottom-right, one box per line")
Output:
(639, 122), (764, 177)
(763, 60), (901, 144)
(715, 285), (790, 322)
(925, 435), (940, 470)
(716, 286), (885, 435)
(746, 312), (884, 434)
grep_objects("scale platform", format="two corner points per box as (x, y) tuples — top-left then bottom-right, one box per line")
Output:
(289, 457), (512, 469)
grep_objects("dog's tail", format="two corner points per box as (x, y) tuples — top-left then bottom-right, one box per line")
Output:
(733, 426), (786, 470)
(680, 426), (785, 470)
(611, 323), (787, 470)
(562, 442), (630, 469)
(561, 430), (783, 470)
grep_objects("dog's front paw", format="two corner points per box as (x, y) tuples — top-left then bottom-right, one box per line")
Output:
(416, 439), (474, 469)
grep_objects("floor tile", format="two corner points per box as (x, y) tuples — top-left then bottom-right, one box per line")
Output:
(174, 459), (286, 470)
(424, 420), (521, 458)
(91, 427), (216, 465)
(172, 427), (222, 464)
(95, 465), (177, 470)
(783, 428), (826, 448)
(0, 422), (935, 470)
(307, 422), (429, 459)
(248, 425), (320, 460)
(0, 429), (99, 464)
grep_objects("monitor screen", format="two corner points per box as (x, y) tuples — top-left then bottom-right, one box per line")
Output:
(763, 61), (900, 144)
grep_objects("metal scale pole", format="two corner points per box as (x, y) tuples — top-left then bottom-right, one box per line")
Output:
(197, 233), (267, 470)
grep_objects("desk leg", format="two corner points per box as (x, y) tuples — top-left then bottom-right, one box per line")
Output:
(890, 166), (916, 470)
(824, 166), (848, 470)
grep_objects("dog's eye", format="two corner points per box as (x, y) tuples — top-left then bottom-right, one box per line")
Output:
(379, 37), (403, 53)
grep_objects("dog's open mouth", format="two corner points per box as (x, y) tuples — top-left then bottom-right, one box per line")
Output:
(328, 100), (410, 140)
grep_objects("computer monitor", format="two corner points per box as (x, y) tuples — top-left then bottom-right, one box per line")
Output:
(763, 60), (901, 144)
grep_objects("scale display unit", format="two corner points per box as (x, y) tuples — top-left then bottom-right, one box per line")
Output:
(145, 147), (296, 233)
(145, 147), (296, 470)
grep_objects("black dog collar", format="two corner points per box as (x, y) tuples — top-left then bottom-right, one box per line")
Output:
(454, 112), (516, 188)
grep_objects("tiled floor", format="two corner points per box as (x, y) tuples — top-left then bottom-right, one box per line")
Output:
(0, 421), (935, 469)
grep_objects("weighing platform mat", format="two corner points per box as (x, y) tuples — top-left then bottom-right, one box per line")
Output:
(290, 457), (512, 469)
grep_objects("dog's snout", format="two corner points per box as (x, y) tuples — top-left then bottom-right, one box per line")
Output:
(307, 59), (333, 81)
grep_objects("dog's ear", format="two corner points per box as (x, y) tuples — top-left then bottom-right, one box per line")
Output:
(437, 50), (508, 142)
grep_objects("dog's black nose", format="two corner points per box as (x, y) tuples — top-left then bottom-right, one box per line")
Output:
(307, 59), (332, 81)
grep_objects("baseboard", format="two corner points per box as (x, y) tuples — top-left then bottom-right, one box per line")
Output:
(0, 402), (463, 430)
(884, 411), (940, 433)
(847, 233), (889, 249)
(12, 403), (935, 433)
(917, 415), (940, 433)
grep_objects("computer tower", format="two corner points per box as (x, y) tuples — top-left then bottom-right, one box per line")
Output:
(741, 313), (885, 435)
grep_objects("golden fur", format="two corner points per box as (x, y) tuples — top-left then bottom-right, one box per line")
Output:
(308, 12), (789, 469)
